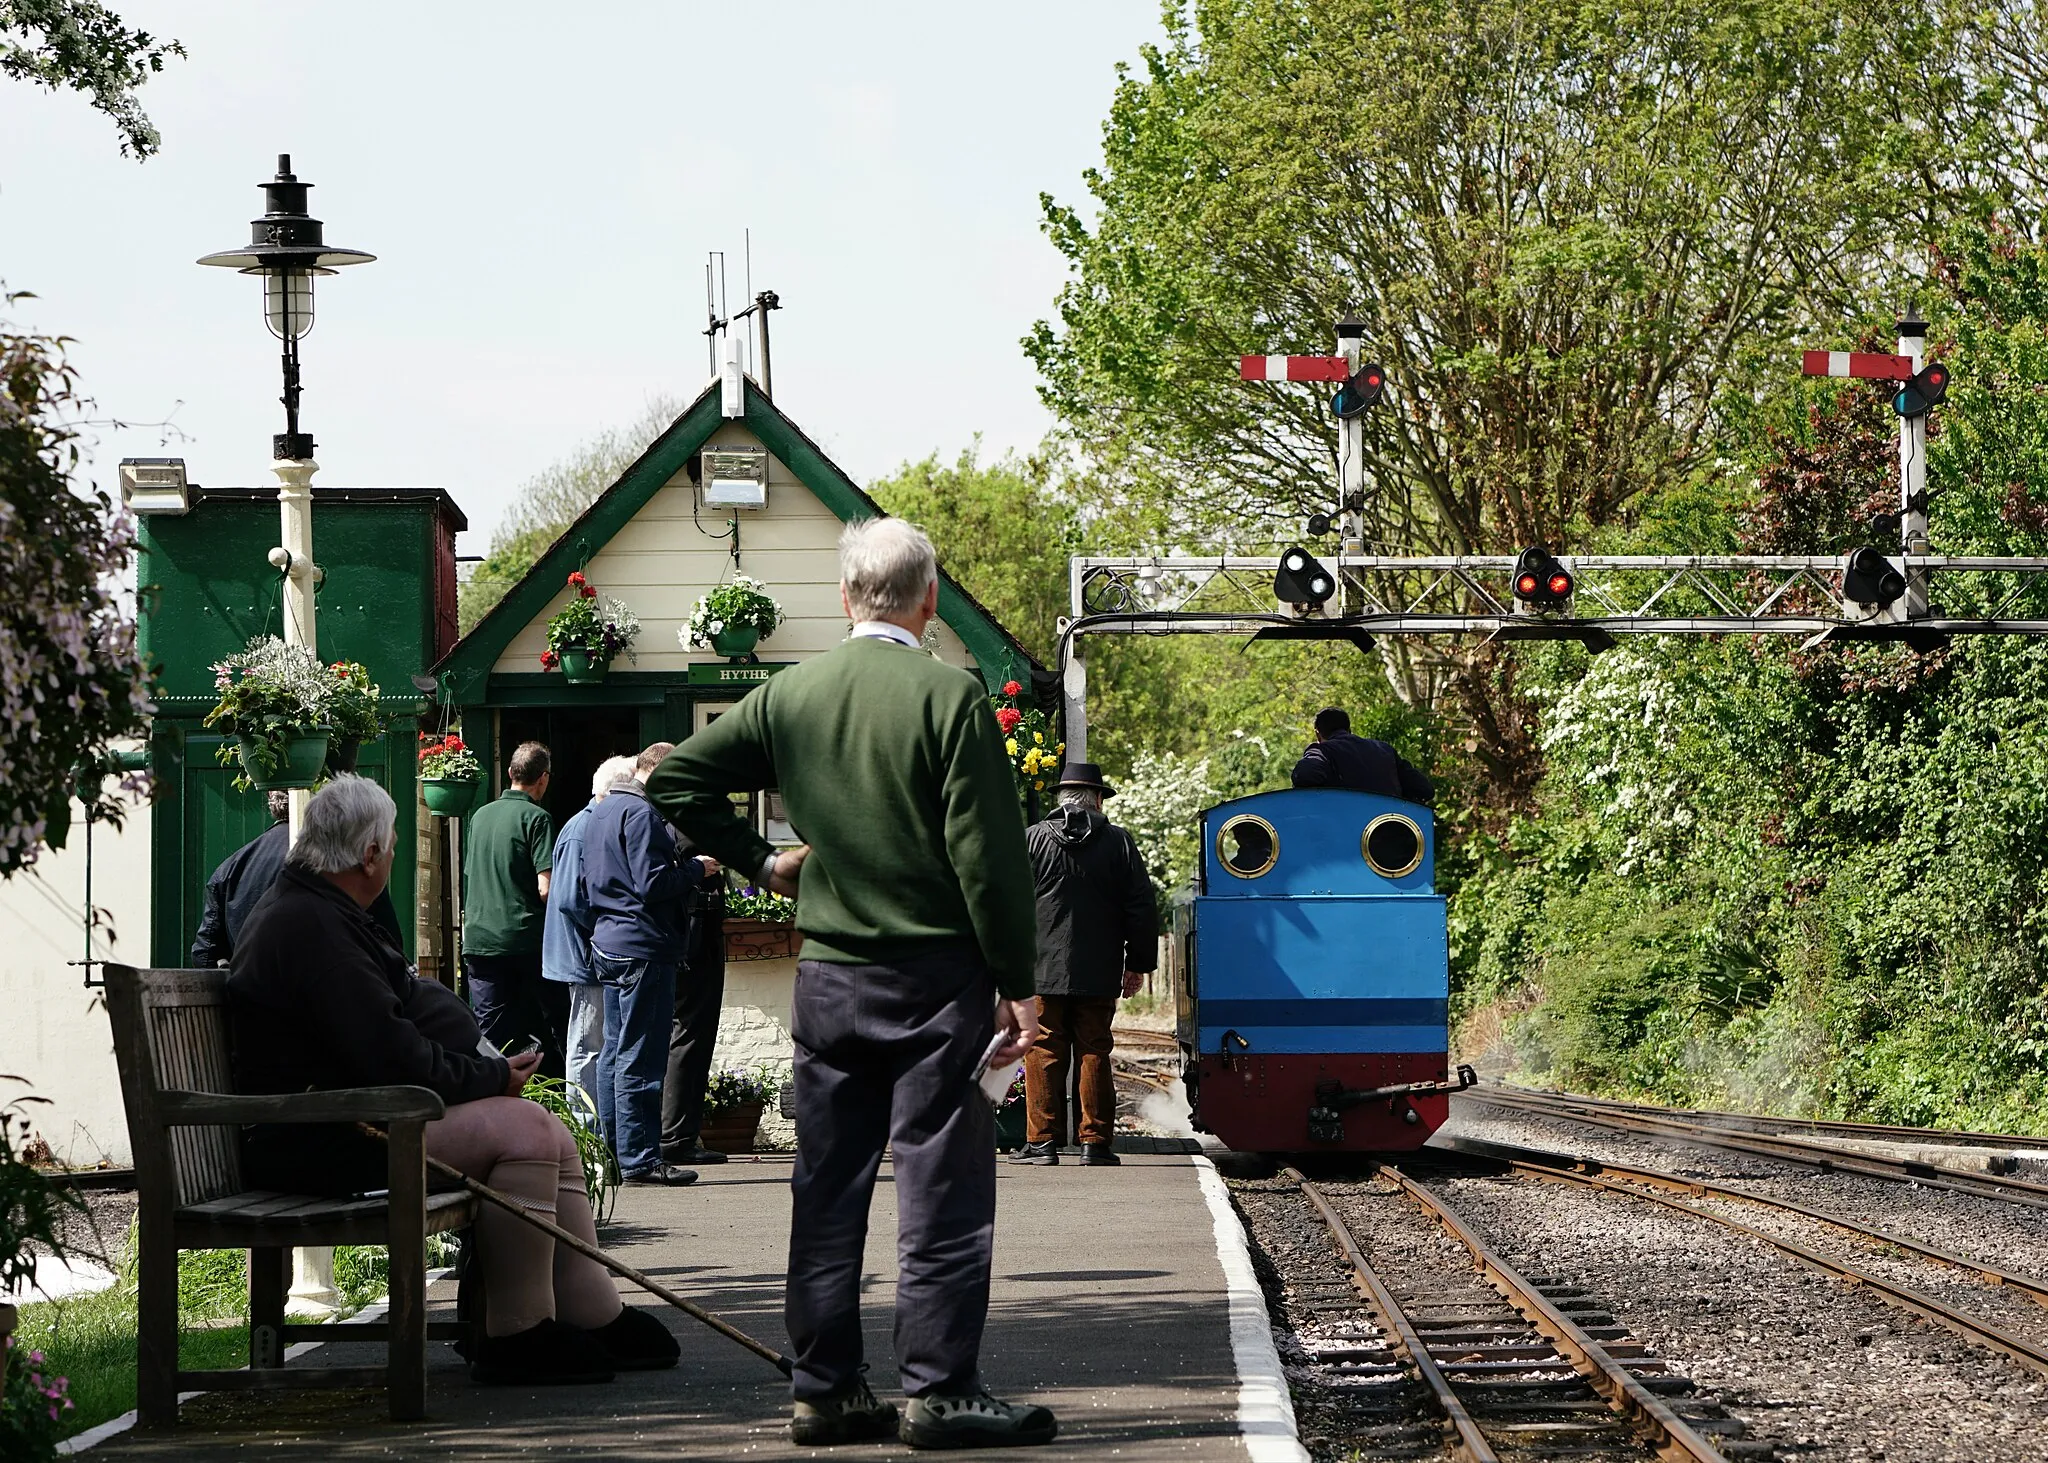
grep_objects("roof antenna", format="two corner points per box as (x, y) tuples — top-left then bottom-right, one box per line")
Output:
(704, 251), (728, 377)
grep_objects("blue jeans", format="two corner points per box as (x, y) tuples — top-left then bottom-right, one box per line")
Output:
(590, 948), (678, 1176)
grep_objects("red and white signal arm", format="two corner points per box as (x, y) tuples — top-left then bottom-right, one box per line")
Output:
(1239, 355), (1352, 382)
(1800, 351), (1917, 381)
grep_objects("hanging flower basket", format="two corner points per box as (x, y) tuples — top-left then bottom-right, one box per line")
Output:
(543, 572), (639, 681)
(709, 625), (761, 659)
(421, 778), (480, 817)
(236, 729), (331, 790)
(700, 1068), (781, 1153)
(559, 647), (608, 685)
(684, 574), (785, 660)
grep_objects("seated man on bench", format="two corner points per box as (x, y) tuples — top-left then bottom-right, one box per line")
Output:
(226, 774), (678, 1385)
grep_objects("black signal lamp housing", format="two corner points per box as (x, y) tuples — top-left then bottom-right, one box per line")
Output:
(1511, 546), (1573, 610)
(1842, 547), (1907, 609)
(1274, 545), (1336, 607)
(1305, 511), (1336, 537)
(1893, 361), (1950, 419)
(1332, 361), (1387, 419)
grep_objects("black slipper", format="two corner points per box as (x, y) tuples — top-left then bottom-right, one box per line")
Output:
(468, 1316), (615, 1385)
(591, 1303), (681, 1370)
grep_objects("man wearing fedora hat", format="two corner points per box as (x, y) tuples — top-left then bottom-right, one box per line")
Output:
(1013, 762), (1159, 1167)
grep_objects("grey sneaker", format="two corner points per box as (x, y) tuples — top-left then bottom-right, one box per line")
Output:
(791, 1373), (901, 1446)
(900, 1390), (1058, 1449)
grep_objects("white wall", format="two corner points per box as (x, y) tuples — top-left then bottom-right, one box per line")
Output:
(716, 955), (798, 1150)
(491, 421), (976, 675)
(0, 778), (150, 1167)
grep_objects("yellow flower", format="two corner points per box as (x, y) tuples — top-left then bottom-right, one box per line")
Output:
(1057, 742), (1066, 753)
(1033, 731), (1044, 745)
(1033, 779), (1045, 790)
(1005, 738), (1018, 756)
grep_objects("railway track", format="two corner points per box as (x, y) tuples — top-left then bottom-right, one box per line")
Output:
(1274, 1166), (1758, 1461)
(1434, 1134), (2048, 1380)
(1490, 1085), (2046, 1152)
(1465, 1083), (2048, 1210)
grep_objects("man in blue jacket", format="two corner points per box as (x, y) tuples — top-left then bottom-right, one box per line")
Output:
(1290, 707), (1434, 804)
(583, 743), (708, 1186)
(542, 755), (638, 1117)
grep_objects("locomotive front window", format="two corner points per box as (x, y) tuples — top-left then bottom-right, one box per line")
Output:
(1363, 813), (1424, 878)
(1216, 815), (1278, 878)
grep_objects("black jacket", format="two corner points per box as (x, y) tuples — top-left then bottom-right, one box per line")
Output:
(1026, 808), (1159, 999)
(227, 866), (508, 1195)
(192, 819), (404, 967)
(1290, 733), (1434, 805)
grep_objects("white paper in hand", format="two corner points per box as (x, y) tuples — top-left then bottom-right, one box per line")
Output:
(975, 1032), (1014, 1110)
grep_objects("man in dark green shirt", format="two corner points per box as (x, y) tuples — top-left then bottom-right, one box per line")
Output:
(647, 518), (1054, 1450)
(462, 741), (566, 1079)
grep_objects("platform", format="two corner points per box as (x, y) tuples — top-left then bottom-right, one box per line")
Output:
(80, 1149), (1267, 1461)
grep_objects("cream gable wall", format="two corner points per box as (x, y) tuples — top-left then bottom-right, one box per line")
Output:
(492, 422), (974, 675)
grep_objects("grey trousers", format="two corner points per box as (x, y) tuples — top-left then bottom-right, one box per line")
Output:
(786, 946), (997, 1400)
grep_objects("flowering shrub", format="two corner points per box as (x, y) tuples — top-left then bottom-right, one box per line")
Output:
(704, 1066), (780, 1113)
(724, 885), (795, 923)
(683, 573), (784, 649)
(417, 731), (480, 782)
(1, 1337), (72, 1459)
(542, 572), (639, 669)
(0, 313), (151, 874)
(992, 679), (1063, 806)
(203, 635), (337, 788)
(325, 660), (386, 745)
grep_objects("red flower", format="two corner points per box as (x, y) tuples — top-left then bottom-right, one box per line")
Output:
(579, 584), (597, 599)
(446, 737), (465, 751)
(1002, 680), (1022, 697)
(995, 706), (1023, 735)
(541, 650), (560, 670)
(567, 571), (587, 587)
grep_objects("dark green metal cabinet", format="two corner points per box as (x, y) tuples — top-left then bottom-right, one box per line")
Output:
(137, 487), (465, 966)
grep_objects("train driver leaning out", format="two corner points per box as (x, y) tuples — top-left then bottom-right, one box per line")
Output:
(1290, 707), (1434, 805)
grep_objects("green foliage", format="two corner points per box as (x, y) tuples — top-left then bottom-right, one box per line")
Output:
(723, 885), (794, 923)
(0, 1087), (81, 1300)
(868, 442), (1082, 662)
(684, 572), (785, 647)
(0, 0), (184, 158)
(323, 661), (386, 746)
(0, 309), (150, 874)
(540, 572), (638, 669)
(522, 1074), (619, 1223)
(1454, 220), (2048, 1131)
(2, 1332), (74, 1459)
(202, 636), (348, 790)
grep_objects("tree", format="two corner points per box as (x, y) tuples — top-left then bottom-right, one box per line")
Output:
(1, 0), (183, 158)
(1029, 0), (2042, 797)
(0, 309), (150, 876)
(866, 442), (1080, 662)
(459, 394), (683, 632)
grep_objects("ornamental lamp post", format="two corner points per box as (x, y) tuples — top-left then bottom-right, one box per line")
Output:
(197, 154), (374, 1322)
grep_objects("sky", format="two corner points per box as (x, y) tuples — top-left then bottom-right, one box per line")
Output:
(0, 2), (1164, 552)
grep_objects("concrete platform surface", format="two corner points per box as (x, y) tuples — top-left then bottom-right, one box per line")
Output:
(87, 1153), (1252, 1460)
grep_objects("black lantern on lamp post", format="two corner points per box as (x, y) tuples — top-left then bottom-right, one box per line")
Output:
(197, 154), (375, 460)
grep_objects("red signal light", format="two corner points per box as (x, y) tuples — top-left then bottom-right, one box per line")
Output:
(1547, 571), (1572, 596)
(1516, 573), (1539, 596)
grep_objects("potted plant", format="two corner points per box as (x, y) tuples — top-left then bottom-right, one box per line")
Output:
(418, 731), (482, 817)
(203, 636), (337, 791)
(699, 1067), (780, 1154)
(682, 573), (785, 660)
(541, 571), (639, 684)
(723, 884), (799, 961)
(324, 660), (385, 773)
(993, 1066), (1029, 1153)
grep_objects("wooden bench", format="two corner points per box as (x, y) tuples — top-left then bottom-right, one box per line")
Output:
(104, 964), (477, 1423)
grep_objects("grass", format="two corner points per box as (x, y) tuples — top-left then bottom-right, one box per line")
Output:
(15, 1237), (439, 1441)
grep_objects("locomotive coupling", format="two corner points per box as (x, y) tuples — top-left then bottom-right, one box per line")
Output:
(1306, 1064), (1479, 1145)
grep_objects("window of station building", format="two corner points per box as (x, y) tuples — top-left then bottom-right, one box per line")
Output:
(694, 700), (788, 846)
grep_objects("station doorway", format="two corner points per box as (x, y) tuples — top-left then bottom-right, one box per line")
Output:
(498, 705), (645, 828)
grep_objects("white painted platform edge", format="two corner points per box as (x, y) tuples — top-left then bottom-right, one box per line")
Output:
(1191, 1156), (1309, 1463)
(57, 1267), (453, 1455)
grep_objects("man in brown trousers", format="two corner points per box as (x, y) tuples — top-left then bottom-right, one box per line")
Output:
(1012, 762), (1159, 1167)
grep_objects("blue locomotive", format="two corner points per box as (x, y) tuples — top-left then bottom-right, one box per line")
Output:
(1168, 787), (1474, 1153)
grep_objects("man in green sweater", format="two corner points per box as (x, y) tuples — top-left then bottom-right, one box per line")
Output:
(647, 517), (1054, 1450)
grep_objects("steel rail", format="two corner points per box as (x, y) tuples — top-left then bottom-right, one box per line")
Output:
(1435, 1134), (2048, 1311)
(1434, 1142), (2048, 1381)
(1284, 1169), (1500, 1463)
(1487, 1084), (2045, 1152)
(1376, 1162), (1734, 1462)
(1464, 1087), (2048, 1211)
